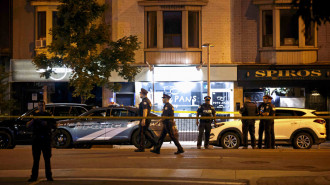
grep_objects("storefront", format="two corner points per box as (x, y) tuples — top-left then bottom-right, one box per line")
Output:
(238, 65), (330, 139)
(10, 59), (102, 114)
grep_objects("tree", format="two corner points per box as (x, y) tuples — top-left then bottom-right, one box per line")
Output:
(292, 0), (330, 28)
(33, 0), (140, 103)
(0, 65), (15, 115)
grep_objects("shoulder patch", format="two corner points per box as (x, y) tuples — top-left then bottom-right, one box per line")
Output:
(172, 107), (174, 111)
(143, 102), (147, 105)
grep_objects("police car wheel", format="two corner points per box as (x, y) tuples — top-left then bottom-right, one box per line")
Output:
(53, 129), (72, 149)
(220, 132), (240, 149)
(131, 130), (153, 149)
(0, 131), (12, 149)
(293, 132), (313, 149)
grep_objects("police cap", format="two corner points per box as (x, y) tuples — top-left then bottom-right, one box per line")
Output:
(140, 88), (148, 95)
(204, 96), (211, 101)
(263, 95), (273, 100)
(162, 94), (171, 99)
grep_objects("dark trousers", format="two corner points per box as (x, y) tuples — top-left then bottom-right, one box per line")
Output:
(155, 122), (183, 152)
(197, 122), (212, 147)
(258, 120), (265, 149)
(31, 139), (52, 179)
(265, 121), (275, 149)
(139, 121), (157, 150)
(242, 120), (256, 147)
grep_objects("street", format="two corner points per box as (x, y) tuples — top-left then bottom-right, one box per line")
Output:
(1, 143), (330, 185)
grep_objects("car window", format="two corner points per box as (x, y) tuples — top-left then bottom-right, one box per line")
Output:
(77, 107), (87, 115)
(53, 106), (71, 116)
(294, 111), (306, 116)
(87, 109), (109, 117)
(275, 110), (295, 116)
(110, 109), (136, 117)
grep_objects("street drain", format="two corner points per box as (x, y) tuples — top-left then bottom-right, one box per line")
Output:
(240, 161), (269, 164)
(285, 165), (315, 170)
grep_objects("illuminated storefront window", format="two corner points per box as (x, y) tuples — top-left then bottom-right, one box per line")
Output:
(136, 82), (234, 116)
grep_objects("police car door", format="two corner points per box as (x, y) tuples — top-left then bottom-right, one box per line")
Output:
(75, 109), (108, 142)
(105, 109), (132, 141)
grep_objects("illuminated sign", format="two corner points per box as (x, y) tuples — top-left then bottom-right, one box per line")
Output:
(36, 67), (72, 81)
(238, 66), (330, 81)
(255, 70), (322, 78)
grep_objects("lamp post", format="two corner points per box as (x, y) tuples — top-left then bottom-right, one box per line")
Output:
(202, 43), (214, 96)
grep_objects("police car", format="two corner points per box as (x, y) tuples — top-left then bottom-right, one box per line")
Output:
(209, 108), (327, 149)
(53, 106), (163, 149)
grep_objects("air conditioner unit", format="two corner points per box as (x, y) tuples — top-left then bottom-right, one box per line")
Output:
(35, 39), (46, 48)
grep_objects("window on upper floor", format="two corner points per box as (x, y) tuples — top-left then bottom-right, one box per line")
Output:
(163, 11), (182, 48)
(280, 9), (299, 46)
(260, 8), (316, 49)
(144, 8), (201, 49)
(147, 11), (157, 48)
(33, 4), (59, 49)
(262, 10), (273, 47)
(37, 11), (46, 40)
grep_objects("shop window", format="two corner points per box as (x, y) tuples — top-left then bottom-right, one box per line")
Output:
(37, 11), (46, 40)
(147, 11), (157, 48)
(280, 9), (299, 46)
(262, 10), (273, 47)
(188, 11), (199, 48)
(305, 21), (315, 46)
(163, 11), (182, 48)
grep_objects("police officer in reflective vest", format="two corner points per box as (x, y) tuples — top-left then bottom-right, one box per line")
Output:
(239, 95), (258, 149)
(135, 88), (157, 152)
(151, 94), (184, 154)
(196, 96), (216, 149)
(258, 95), (276, 149)
(26, 101), (56, 182)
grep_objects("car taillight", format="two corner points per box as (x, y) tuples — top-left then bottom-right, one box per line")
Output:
(314, 119), (325, 124)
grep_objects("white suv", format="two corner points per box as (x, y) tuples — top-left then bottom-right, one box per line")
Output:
(209, 108), (327, 149)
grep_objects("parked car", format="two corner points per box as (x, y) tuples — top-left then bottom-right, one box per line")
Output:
(0, 103), (89, 149)
(209, 108), (327, 149)
(53, 106), (166, 149)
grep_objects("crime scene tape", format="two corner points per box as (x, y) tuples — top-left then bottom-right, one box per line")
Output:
(151, 110), (239, 114)
(1, 115), (330, 120)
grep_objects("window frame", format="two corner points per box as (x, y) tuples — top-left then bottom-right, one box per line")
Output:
(144, 6), (202, 51)
(259, 6), (317, 50)
(34, 5), (58, 50)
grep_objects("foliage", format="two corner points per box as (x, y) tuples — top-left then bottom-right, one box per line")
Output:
(33, 0), (140, 103)
(292, 0), (330, 29)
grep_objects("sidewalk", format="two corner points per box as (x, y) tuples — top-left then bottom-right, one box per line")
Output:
(1, 168), (330, 185)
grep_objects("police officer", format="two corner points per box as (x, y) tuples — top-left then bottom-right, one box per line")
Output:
(151, 94), (184, 154)
(258, 95), (276, 149)
(135, 88), (157, 152)
(239, 95), (258, 149)
(196, 96), (216, 149)
(26, 101), (56, 182)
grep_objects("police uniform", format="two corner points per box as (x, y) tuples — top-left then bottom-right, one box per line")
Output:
(197, 96), (216, 148)
(29, 110), (56, 181)
(258, 96), (276, 149)
(239, 100), (258, 148)
(136, 88), (157, 152)
(152, 94), (184, 154)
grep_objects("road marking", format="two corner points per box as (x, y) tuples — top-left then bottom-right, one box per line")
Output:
(50, 177), (247, 185)
(127, 156), (231, 159)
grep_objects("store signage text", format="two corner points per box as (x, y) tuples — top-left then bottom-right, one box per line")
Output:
(255, 70), (322, 78)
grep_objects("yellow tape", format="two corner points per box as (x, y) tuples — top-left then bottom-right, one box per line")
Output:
(151, 110), (239, 114)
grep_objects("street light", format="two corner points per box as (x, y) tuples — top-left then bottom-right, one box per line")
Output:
(202, 43), (214, 96)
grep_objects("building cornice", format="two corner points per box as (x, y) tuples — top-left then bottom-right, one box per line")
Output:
(30, 0), (61, 6)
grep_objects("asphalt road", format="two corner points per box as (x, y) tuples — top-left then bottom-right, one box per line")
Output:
(1, 143), (330, 185)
